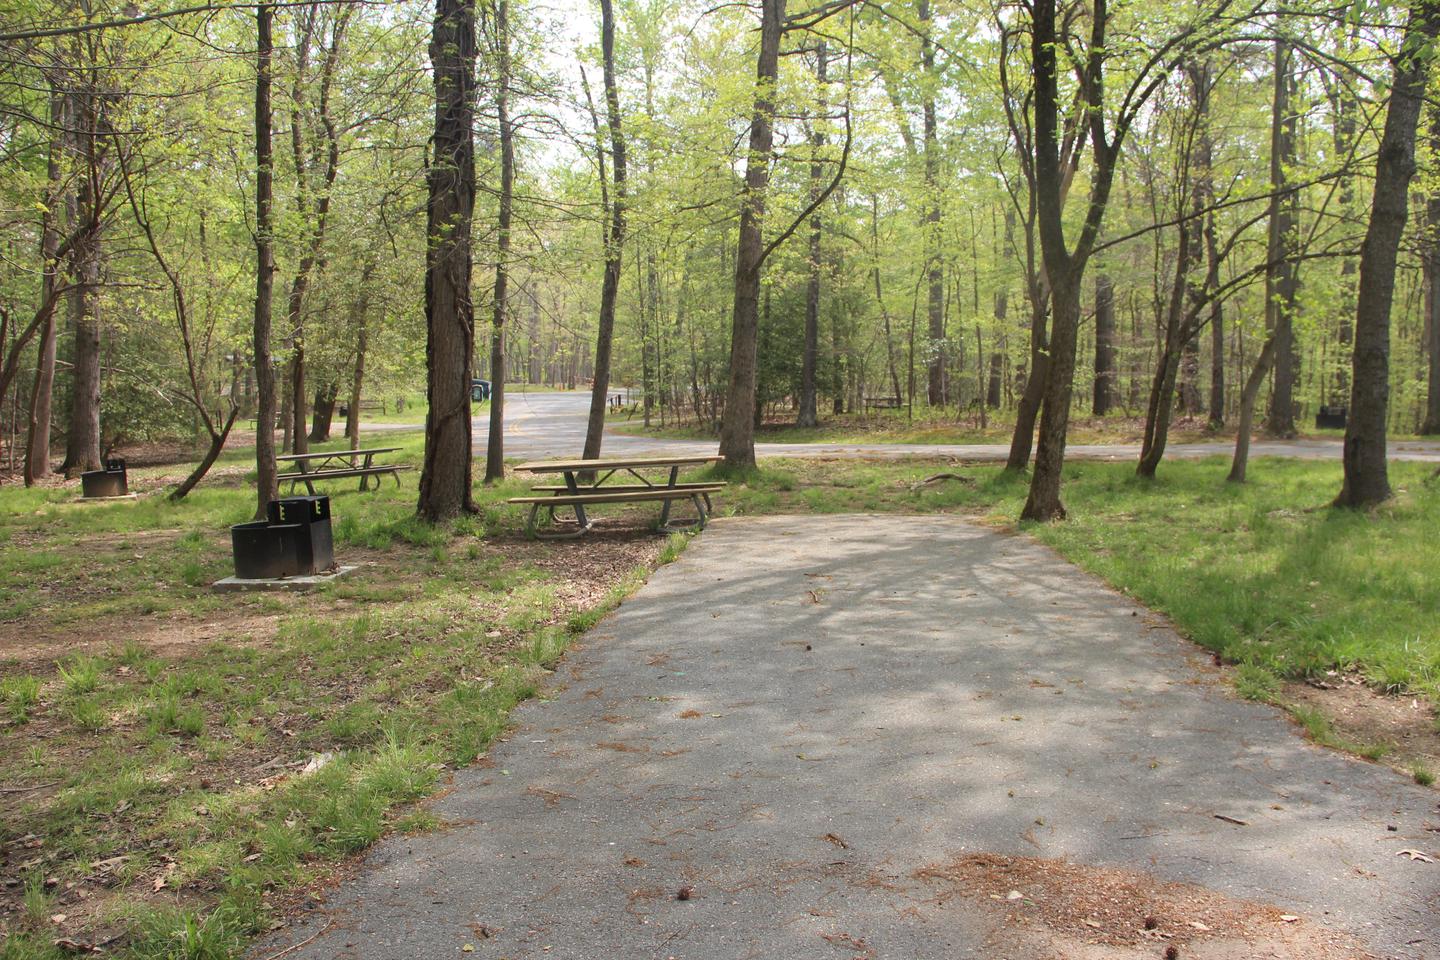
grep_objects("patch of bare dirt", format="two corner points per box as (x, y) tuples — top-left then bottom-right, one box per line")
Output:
(500, 522), (666, 607)
(0, 610), (287, 665)
(1286, 677), (1440, 776)
(917, 854), (1375, 960)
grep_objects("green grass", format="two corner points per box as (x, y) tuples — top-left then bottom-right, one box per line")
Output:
(0, 437), (686, 958)
(609, 407), (1431, 446)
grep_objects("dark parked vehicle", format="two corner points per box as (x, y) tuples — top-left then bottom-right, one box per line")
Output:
(470, 379), (492, 402)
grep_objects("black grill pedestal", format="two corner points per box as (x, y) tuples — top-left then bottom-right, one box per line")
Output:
(266, 496), (335, 574)
(230, 521), (304, 580)
(1316, 405), (1348, 429)
(81, 458), (128, 498)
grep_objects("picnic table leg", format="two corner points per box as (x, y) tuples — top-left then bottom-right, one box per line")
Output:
(656, 464), (682, 528)
(563, 470), (591, 533)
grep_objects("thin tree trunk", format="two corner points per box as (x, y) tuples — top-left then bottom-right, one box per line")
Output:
(1206, 213), (1225, 428)
(1228, 336), (1278, 482)
(1266, 40), (1300, 438)
(346, 261), (375, 449)
(283, 9), (349, 458)
(1093, 273), (1115, 415)
(797, 42), (827, 428)
(921, 0), (944, 407)
(171, 409), (241, 501)
(1423, 106), (1440, 434)
(63, 89), (103, 477)
(1337, 0), (1440, 506)
(717, 0), (785, 471)
(872, 195), (903, 402)
(24, 87), (64, 486)
(582, 2), (628, 461)
(253, 0), (280, 516)
(483, 0), (513, 483)
(419, 0), (478, 516)
(1006, 303), (1048, 470)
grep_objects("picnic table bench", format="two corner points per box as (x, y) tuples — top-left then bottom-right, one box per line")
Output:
(864, 396), (902, 410)
(510, 454), (725, 540)
(338, 399), (387, 417)
(277, 446), (409, 495)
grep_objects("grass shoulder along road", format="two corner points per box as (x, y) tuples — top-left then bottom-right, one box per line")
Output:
(606, 407), (1384, 447)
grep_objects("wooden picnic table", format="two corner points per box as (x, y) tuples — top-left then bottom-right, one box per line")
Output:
(276, 445), (408, 495)
(510, 454), (725, 539)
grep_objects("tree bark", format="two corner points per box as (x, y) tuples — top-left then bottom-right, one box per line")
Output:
(253, 1), (280, 517)
(418, 0), (478, 517)
(1423, 105), (1440, 435)
(309, 383), (337, 442)
(483, 0), (512, 484)
(62, 79), (103, 477)
(346, 261), (375, 449)
(920, 0), (944, 407)
(797, 43), (828, 428)
(582, 0), (628, 462)
(1019, 0), (1125, 521)
(24, 86), (64, 486)
(283, 9), (349, 458)
(1206, 208), (1225, 428)
(1337, 0), (1440, 507)
(1093, 273), (1115, 416)
(1266, 41), (1300, 438)
(717, 0), (785, 472)
(1228, 336), (1278, 483)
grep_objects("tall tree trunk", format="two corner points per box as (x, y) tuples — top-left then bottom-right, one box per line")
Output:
(582, 0), (628, 462)
(1006, 301), (1048, 469)
(1332, 33), (1359, 403)
(483, 0), (512, 483)
(1138, 62), (1211, 478)
(717, 0), (784, 471)
(921, 0), (944, 407)
(24, 86), (64, 486)
(1423, 105), (1440, 435)
(1023, 276), (1080, 519)
(1093, 273), (1115, 415)
(346, 260), (375, 449)
(309, 383), (337, 442)
(253, 1), (280, 517)
(1337, 0), (1440, 507)
(287, 347), (307, 453)
(1019, 0), (1124, 521)
(419, 0), (478, 517)
(63, 80), (102, 477)
(798, 42), (828, 428)
(1228, 336), (1278, 482)
(1266, 40), (1300, 438)
(283, 9), (349, 458)
(1206, 212), (1225, 428)
(988, 209), (1015, 410)
(872, 195), (903, 402)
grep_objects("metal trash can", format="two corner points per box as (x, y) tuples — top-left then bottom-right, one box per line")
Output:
(266, 495), (334, 573)
(81, 458), (128, 498)
(230, 521), (304, 579)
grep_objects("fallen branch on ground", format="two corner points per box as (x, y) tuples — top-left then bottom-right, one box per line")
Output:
(910, 473), (975, 492)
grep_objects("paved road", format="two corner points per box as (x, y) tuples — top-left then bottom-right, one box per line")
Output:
(256, 516), (1438, 960)
(373, 390), (1440, 464)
